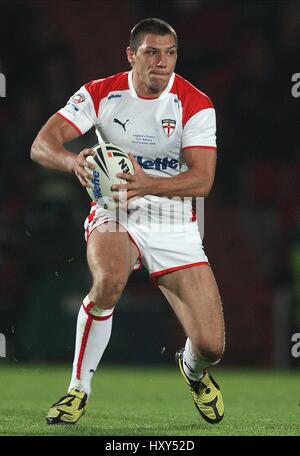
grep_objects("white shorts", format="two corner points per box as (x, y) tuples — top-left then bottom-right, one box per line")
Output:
(84, 201), (209, 280)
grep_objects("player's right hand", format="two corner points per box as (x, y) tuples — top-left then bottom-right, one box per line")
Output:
(73, 148), (95, 188)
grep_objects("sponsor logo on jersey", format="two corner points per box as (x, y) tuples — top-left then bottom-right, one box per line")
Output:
(162, 119), (176, 137)
(108, 93), (122, 100)
(66, 101), (79, 112)
(113, 117), (130, 132)
(136, 156), (179, 170)
(71, 93), (86, 104)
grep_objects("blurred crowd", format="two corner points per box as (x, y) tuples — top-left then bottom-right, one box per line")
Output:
(0, 0), (299, 366)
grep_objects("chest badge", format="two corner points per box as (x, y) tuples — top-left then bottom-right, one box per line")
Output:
(162, 119), (176, 137)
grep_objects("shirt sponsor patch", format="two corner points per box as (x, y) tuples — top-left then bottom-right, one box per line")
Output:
(66, 101), (79, 112)
(136, 155), (179, 170)
(108, 93), (122, 100)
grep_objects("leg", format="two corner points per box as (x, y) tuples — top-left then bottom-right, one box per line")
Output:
(46, 223), (139, 425)
(158, 264), (225, 364)
(69, 223), (139, 393)
(87, 222), (139, 309)
(158, 264), (225, 424)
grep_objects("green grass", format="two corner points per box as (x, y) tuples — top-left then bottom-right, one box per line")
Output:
(0, 363), (299, 436)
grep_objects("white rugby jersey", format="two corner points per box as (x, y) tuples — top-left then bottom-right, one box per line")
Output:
(57, 71), (217, 222)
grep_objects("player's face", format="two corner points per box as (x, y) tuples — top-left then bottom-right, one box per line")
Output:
(128, 33), (177, 97)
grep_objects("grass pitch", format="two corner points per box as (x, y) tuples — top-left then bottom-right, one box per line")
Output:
(0, 363), (299, 436)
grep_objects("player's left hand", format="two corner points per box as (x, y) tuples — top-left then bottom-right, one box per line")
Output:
(111, 153), (154, 203)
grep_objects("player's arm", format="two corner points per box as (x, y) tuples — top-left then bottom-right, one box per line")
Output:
(148, 147), (217, 197)
(30, 114), (94, 187)
(113, 147), (216, 199)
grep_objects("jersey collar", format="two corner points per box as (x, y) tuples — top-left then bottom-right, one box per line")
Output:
(128, 70), (175, 100)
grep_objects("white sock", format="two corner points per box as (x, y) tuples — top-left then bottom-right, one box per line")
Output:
(68, 295), (114, 397)
(183, 338), (221, 382)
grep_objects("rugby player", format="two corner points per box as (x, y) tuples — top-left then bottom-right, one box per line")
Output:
(31, 18), (225, 425)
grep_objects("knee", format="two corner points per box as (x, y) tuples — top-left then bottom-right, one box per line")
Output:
(90, 271), (127, 309)
(191, 335), (225, 363)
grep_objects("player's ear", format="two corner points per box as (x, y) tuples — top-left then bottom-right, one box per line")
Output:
(126, 46), (135, 67)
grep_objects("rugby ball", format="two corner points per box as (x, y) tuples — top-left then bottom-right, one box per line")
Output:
(85, 142), (134, 209)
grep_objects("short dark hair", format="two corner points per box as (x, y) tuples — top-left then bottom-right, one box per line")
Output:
(129, 18), (177, 52)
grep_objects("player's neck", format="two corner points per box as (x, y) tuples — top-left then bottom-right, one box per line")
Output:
(132, 71), (164, 99)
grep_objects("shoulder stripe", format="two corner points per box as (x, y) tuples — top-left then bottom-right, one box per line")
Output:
(183, 145), (217, 151)
(55, 112), (83, 135)
(84, 72), (129, 116)
(170, 74), (214, 127)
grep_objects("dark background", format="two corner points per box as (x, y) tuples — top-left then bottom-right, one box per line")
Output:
(0, 0), (299, 368)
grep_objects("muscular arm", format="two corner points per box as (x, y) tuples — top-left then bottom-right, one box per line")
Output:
(114, 147), (217, 200)
(150, 147), (217, 198)
(31, 114), (94, 186)
(30, 114), (80, 172)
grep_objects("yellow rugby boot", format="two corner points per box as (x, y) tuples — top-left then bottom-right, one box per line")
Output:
(46, 389), (88, 425)
(176, 348), (224, 424)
